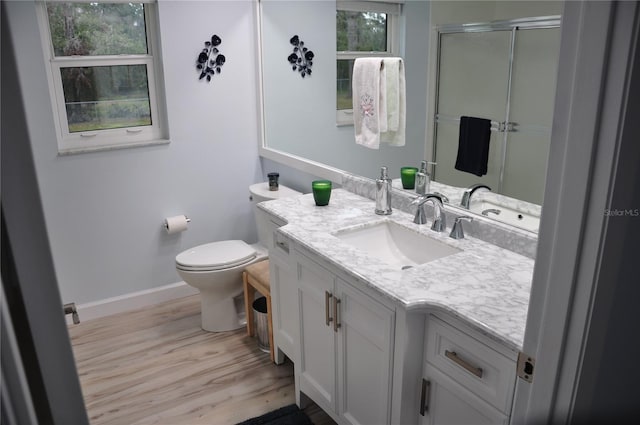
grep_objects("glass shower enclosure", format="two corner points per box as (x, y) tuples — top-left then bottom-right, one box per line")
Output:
(432, 17), (561, 205)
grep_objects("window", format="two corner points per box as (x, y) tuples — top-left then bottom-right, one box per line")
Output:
(336, 1), (401, 125)
(38, 2), (167, 154)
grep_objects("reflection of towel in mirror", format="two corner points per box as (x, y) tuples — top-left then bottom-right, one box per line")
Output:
(455, 116), (492, 176)
(352, 58), (406, 149)
(353, 58), (385, 149)
(380, 58), (405, 147)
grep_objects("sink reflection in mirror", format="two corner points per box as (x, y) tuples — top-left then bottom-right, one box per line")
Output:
(470, 200), (540, 233)
(333, 221), (462, 270)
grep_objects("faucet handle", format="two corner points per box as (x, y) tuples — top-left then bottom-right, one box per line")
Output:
(449, 216), (473, 239)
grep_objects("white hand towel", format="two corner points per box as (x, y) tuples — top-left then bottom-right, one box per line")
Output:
(384, 58), (400, 132)
(379, 62), (388, 133)
(352, 58), (385, 149)
(380, 58), (405, 146)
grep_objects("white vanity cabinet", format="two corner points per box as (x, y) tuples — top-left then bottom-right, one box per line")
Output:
(258, 190), (531, 425)
(420, 315), (517, 425)
(295, 249), (395, 425)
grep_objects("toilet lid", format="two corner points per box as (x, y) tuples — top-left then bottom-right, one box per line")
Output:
(176, 240), (257, 271)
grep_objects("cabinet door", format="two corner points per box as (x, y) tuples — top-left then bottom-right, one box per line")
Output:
(420, 364), (508, 425)
(270, 247), (297, 364)
(336, 279), (394, 425)
(297, 255), (337, 412)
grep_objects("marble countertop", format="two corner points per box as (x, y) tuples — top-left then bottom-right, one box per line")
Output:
(258, 189), (534, 352)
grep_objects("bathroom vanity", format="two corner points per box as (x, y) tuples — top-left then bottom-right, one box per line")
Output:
(255, 189), (533, 425)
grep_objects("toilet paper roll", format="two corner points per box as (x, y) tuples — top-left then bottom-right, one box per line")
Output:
(164, 215), (189, 234)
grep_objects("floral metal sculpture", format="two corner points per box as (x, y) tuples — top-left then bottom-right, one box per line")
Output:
(287, 35), (314, 78)
(197, 34), (226, 82)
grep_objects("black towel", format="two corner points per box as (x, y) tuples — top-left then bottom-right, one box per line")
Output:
(454, 116), (492, 177)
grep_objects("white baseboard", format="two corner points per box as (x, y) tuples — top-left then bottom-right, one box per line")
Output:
(65, 281), (198, 325)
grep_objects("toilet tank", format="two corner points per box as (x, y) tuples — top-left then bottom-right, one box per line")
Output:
(249, 182), (301, 247)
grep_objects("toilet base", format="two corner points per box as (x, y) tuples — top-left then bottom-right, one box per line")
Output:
(199, 290), (245, 332)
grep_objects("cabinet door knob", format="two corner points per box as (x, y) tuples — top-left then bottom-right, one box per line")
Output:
(325, 291), (333, 326)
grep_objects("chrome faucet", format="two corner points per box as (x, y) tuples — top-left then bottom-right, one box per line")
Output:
(449, 216), (473, 239)
(433, 192), (449, 203)
(411, 194), (447, 232)
(482, 208), (501, 217)
(460, 184), (491, 209)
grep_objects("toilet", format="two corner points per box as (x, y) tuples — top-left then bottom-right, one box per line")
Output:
(176, 182), (301, 332)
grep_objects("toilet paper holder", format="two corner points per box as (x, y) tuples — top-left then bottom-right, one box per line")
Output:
(163, 215), (191, 230)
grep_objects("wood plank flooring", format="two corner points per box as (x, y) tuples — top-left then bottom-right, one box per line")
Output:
(68, 295), (335, 425)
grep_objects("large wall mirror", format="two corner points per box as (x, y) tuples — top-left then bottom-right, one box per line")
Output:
(258, 0), (563, 233)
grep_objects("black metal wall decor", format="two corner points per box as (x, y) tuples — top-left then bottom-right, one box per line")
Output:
(287, 35), (314, 78)
(196, 34), (226, 82)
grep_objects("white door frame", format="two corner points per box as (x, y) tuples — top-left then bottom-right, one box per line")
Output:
(1, 2), (89, 422)
(513, 1), (639, 422)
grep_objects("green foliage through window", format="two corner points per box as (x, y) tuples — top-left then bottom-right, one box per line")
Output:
(60, 65), (151, 133)
(46, 2), (152, 133)
(336, 10), (387, 52)
(47, 2), (147, 56)
(337, 59), (354, 110)
(336, 9), (389, 112)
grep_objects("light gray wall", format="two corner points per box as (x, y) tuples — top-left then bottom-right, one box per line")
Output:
(5, 0), (265, 305)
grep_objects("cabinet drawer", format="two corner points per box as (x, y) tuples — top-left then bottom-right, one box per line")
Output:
(425, 316), (516, 413)
(271, 229), (292, 262)
(421, 364), (509, 425)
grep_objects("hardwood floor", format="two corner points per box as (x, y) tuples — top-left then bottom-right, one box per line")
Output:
(68, 295), (335, 425)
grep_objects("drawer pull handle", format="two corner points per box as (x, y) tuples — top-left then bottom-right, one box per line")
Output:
(420, 378), (431, 416)
(325, 291), (333, 326)
(445, 350), (483, 378)
(276, 240), (289, 254)
(333, 297), (341, 332)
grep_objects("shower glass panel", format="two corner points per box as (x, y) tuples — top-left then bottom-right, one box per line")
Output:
(433, 31), (512, 191)
(432, 19), (561, 206)
(503, 27), (561, 205)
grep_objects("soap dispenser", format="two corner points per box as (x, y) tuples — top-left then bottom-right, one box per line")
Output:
(375, 166), (393, 215)
(415, 161), (436, 195)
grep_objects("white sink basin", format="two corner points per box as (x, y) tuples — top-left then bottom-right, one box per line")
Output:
(470, 201), (540, 232)
(334, 221), (461, 269)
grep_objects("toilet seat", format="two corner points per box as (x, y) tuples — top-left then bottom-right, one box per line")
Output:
(176, 240), (257, 272)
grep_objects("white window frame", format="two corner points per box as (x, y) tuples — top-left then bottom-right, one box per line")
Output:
(336, 0), (402, 126)
(36, 0), (169, 155)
